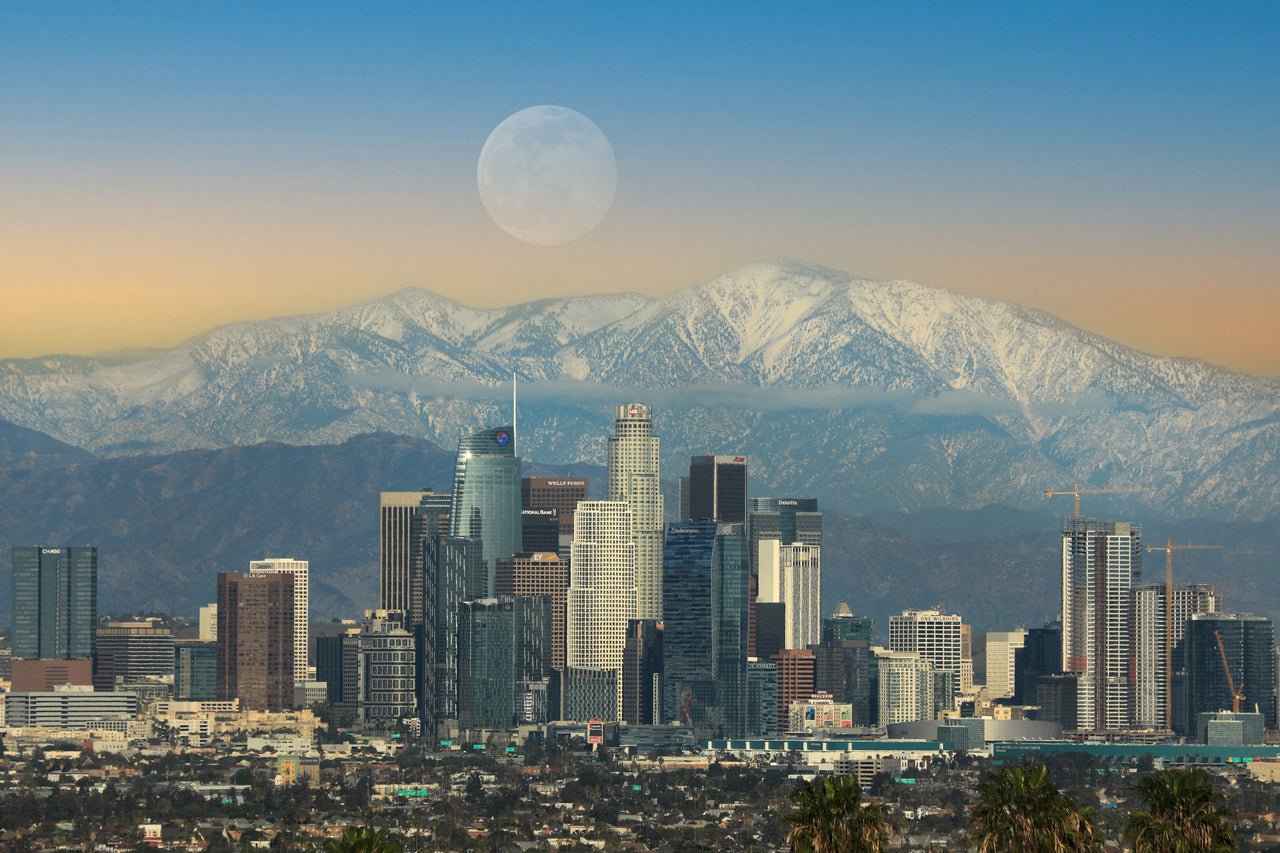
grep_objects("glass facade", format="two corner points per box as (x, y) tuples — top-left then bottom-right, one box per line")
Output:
(174, 640), (218, 701)
(1184, 613), (1276, 734)
(688, 455), (747, 524)
(662, 521), (717, 727)
(10, 546), (97, 661)
(450, 426), (521, 599)
(713, 523), (749, 738)
(458, 598), (515, 730)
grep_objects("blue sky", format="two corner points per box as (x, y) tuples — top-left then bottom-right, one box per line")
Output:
(2, 3), (1278, 371)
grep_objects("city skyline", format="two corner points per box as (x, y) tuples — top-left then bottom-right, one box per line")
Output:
(1, 5), (1279, 373)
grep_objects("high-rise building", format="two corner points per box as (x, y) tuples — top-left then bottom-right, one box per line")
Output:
(875, 648), (934, 725)
(522, 477), (587, 560)
(10, 546), (97, 661)
(379, 490), (449, 625)
(771, 648), (816, 733)
(1060, 517), (1142, 731)
(567, 501), (636, 719)
(353, 610), (417, 730)
(450, 426), (522, 598)
(457, 596), (550, 730)
(607, 403), (663, 620)
(985, 630), (1028, 699)
(198, 604), (218, 642)
(1132, 583), (1221, 729)
(174, 640), (218, 701)
(94, 621), (174, 690)
(661, 521), (717, 728)
(813, 605), (875, 727)
(687, 454), (747, 524)
(747, 494), (824, 653)
(754, 602), (787, 660)
(748, 497), (821, 548)
(248, 558), (310, 683)
(216, 572), (295, 711)
(889, 609), (962, 714)
(1183, 613), (1276, 734)
(496, 552), (569, 670)
(621, 619), (663, 725)
(433, 534), (479, 721)
(746, 659), (779, 736)
(315, 632), (353, 706)
(757, 543), (820, 651)
(1014, 622), (1063, 705)
(521, 509), (561, 553)
(713, 523), (750, 738)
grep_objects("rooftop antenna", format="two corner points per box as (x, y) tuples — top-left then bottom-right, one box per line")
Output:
(512, 372), (518, 457)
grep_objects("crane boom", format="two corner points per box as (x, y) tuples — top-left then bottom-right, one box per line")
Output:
(1147, 539), (1223, 729)
(1042, 482), (1150, 517)
(1213, 629), (1245, 714)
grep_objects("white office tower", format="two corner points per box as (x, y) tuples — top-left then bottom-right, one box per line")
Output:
(198, 603), (218, 642)
(758, 542), (821, 650)
(567, 501), (636, 719)
(889, 609), (963, 711)
(1061, 518), (1142, 731)
(1132, 583), (1221, 729)
(875, 648), (934, 724)
(379, 491), (424, 614)
(607, 403), (664, 620)
(248, 558), (311, 683)
(985, 630), (1028, 699)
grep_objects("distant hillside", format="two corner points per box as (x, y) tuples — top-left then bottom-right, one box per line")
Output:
(3, 262), (1278, 522)
(2, 429), (1274, 633)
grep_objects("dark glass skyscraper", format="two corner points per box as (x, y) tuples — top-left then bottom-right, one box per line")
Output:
(712, 523), (750, 738)
(450, 426), (521, 598)
(621, 619), (663, 725)
(10, 546), (97, 661)
(688, 455), (747, 524)
(1183, 613), (1276, 733)
(1014, 622), (1063, 705)
(662, 522), (717, 727)
(660, 520), (748, 737)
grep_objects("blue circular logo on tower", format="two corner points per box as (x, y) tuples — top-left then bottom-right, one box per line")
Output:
(495, 431), (510, 446)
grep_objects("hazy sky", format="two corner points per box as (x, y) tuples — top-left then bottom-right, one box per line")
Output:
(2, 3), (1278, 374)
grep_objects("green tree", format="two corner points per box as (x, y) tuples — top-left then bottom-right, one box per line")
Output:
(1124, 768), (1236, 852)
(968, 764), (1100, 852)
(784, 774), (890, 853)
(325, 826), (403, 852)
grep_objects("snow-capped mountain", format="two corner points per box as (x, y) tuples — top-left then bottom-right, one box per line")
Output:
(2, 261), (1277, 519)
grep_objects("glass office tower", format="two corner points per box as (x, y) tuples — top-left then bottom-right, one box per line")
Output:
(11, 546), (97, 661)
(450, 426), (521, 599)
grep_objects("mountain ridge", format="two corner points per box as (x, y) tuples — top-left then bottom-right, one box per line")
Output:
(1, 261), (1277, 521)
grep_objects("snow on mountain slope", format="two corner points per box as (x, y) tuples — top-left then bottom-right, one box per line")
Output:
(0, 262), (1276, 519)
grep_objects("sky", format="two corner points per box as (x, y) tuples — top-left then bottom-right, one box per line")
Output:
(2, 3), (1278, 374)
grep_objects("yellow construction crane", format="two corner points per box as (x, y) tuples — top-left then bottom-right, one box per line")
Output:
(1213, 629), (1246, 714)
(1147, 539), (1222, 729)
(1042, 482), (1150, 518)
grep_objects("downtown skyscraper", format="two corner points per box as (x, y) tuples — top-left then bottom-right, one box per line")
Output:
(10, 546), (97, 662)
(248, 557), (310, 684)
(566, 501), (636, 719)
(1060, 517), (1143, 731)
(607, 403), (663, 620)
(450, 426), (521, 599)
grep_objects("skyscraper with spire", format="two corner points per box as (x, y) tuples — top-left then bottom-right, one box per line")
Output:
(607, 403), (664, 620)
(450, 425), (521, 598)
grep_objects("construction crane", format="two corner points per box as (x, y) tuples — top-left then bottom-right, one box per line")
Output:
(1042, 482), (1150, 518)
(1147, 539), (1222, 729)
(1213, 629), (1246, 714)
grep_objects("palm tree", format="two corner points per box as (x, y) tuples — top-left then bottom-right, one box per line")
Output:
(784, 774), (890, 853)
(968, 763), (1100, 852)
(325, 825), (403, 853)
(1124, 768), (1236, 852)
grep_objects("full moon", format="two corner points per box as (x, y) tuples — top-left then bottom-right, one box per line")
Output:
(477, 105), (617, 246)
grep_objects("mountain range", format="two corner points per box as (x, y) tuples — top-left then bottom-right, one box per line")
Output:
(1, 261), (1278, 630)
(3, 261), (1277, 522)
